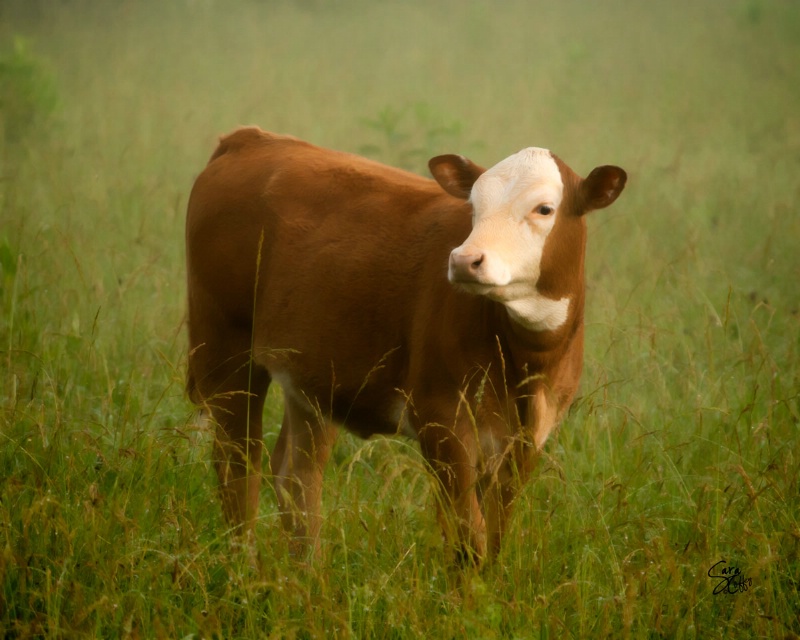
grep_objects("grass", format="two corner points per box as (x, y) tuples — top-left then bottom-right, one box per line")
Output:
(1, 0), (799, 637)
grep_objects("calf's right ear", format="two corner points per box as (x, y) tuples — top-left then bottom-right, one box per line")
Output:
(429, 154), (486, 200)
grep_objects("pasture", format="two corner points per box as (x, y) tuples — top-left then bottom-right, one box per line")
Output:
(1, 0), (798, 637)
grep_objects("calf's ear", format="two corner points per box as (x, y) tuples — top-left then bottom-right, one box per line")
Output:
(580, 165), (627, 212)
(429, 154), (486, 199)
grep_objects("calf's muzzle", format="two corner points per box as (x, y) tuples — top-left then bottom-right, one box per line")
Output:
(449, 250), (485, 283)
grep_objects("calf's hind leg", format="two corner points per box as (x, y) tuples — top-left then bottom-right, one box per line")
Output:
(211, 375), (269, 538)
(270, 395), (338, 556)
(188, 321), (270, 539)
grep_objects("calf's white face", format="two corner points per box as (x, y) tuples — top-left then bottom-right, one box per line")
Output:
(447, 148), (569, 331)
(429, 147), (626, 333)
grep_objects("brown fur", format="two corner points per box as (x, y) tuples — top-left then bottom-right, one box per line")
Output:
(185, 126), (626, 562)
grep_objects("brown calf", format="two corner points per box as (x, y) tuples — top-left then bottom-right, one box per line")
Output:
(185, 127), (626, 562)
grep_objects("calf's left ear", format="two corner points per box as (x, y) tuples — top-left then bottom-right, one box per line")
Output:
(429, 154), (486, 200)
(580, 165), (627, 213)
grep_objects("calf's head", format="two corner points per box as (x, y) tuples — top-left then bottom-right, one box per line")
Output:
(429, 149), (626, 331)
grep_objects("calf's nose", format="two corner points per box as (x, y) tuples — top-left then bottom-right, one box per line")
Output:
(449, 250), (485, 282)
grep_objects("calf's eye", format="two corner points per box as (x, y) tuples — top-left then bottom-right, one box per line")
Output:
(535, 205), (554, 215)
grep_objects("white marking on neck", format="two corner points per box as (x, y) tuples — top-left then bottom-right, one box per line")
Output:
(532, 386), (559, 449)
(505, 294), (570, 332)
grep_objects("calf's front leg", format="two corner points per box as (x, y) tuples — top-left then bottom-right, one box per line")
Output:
(418, 419), (487, 564)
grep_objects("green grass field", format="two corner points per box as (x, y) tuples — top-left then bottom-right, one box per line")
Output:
(1, 0), (799, 637)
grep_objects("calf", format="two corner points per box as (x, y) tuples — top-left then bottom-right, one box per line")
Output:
(185, 127), (626, 561)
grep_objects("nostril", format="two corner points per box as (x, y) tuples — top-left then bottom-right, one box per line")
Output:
(450, 251), (485, 282)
